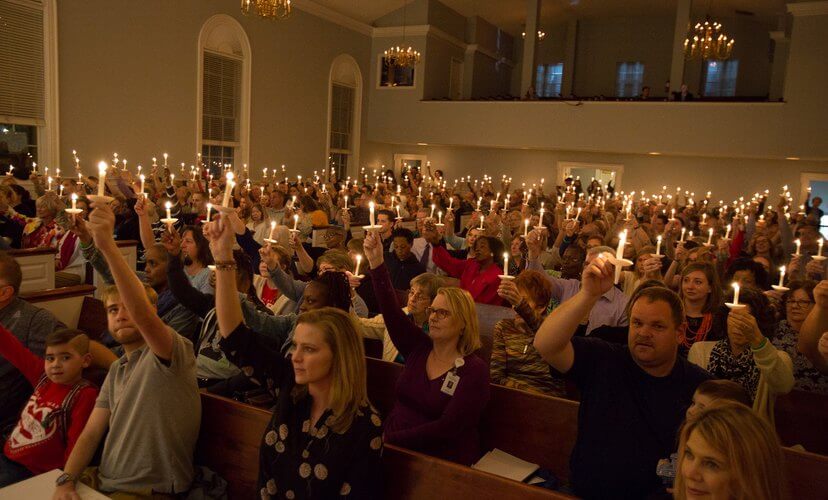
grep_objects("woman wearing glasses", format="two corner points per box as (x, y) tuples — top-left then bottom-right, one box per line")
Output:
(363, 230), (490, 465)
(771, 280), (828, 394)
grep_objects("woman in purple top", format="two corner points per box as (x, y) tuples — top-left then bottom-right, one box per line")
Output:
(363, 231), (490, 465)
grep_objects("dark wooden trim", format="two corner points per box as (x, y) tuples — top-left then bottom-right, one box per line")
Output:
(21, 284), (96, 302)
(115, 240), (138, 248)
(7, 247), (58, 257)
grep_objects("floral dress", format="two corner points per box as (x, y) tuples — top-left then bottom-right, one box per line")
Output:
(8, 209), (59, 249)
(707, 340), (761, 400)
(772, 320), (828, 395)
(220, 323), (383, 499)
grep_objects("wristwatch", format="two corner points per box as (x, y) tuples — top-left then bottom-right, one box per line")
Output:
(55, 472), (76, 486)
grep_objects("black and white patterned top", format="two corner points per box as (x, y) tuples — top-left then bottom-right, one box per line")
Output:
(707, 339), (761, 401)
(220, 323), (384, 499)
(772, 320), (828, 395)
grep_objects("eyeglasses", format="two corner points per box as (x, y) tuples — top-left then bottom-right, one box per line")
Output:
(787, 299), (814, 308)
(425, 307), (452, 320)
(408, 290), (430, 301)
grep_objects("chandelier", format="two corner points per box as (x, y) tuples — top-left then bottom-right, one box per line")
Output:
(241, 0), (291, 20)
(384, 46), (421, 68)
(521, 29), (547, 42)
(684, 18), (734, 60)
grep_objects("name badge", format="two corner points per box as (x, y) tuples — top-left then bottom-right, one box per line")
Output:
(441, 371), (460, 396)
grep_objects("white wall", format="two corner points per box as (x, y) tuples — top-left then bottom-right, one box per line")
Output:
(363, 141), (827, 205)
(57, 0), (371, 176)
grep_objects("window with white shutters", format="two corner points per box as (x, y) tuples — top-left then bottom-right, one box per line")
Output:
(201, 51), (241, 173)
(329, 84), (354, 172)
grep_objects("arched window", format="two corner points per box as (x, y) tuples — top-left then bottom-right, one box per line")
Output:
(197, 15), (251, 174)
(327, 54), (362, 177)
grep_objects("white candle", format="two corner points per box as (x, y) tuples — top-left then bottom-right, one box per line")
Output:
(490, 200), (496, 213)
(418, 186), (422, 198)
(538, 206), (545, 225)
(725, 224), (732, 239)
(163, 153), (168, 167)
(656, 235), (662, 256)
(477, 197), (482, 211)
(778, 266), (786, 288)
(71, 193), (78, 210)
(293, 214), (299, 231)
(680, 227), (686, 242)
(503, 252), (509, 276)
(671, 208), (676, 219)
(575, 207), (582, 220)
(206, 203), (212, 221)
(689, 230), (694, 241)
(97, 161), (107, 196)
(448, 197), (453, 210)
(269, 220), (276, 240)
(524, 219), (529, 237)
(59, 184), (64, 197)
(354, 254), (362, 276)
(438, 211), (443, 224)
(479, 215), (485, 230)
(430, 204), (435, 219)
(396, 204), (402, 218)
(222, 172), (235, 207)
(732, 282), (741, 305)
(706, 228), (713, 246)
(795, 238), (802, 256)
(369, 201), (375, 226)
(819, 239), (824, 257)
(165, 201), (172, 220)
(616, 230), (627, 261)
(47, 176), (52, 191)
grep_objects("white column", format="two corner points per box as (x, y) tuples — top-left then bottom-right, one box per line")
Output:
(561, 19), (578, 97)
(668, 0), (692, 94)
(520, 0), (541, 96)
(768, 31), (790, 101)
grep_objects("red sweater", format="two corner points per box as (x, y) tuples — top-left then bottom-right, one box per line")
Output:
(431, 244), (505, 306)
(0, 325), (98, 474)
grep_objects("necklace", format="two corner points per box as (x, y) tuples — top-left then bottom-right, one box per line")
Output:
(683, 313), (712, 348)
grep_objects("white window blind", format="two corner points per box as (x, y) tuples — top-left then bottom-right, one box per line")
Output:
(0, 0), (45, 122)
(704, 60), (738, 97)
(616, 62), (644, 98)
(202, 51), (241, 143)
(329, 84), (354, 171)
(535, 63), (563, 98)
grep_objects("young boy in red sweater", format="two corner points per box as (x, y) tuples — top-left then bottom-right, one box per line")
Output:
(0, 326), (99, 486)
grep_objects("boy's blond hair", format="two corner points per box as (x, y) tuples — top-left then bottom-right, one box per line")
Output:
(100, 283), (158, 306)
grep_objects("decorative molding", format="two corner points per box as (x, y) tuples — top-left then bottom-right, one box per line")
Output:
(787, 1), (828, 17)
(769, 30), (788, 41)
(293, 0), (373, 36)
(372, 25), (431, 38)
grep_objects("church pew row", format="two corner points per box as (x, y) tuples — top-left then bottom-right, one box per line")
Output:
(365, 357), (828, 500)
(774, 389), (828, 454)
(8, 247), (57, 293)
(195, 392), (572, 499)
(20, 284), (97, 329)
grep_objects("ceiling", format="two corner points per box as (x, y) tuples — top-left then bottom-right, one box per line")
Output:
(313, 0), (787, 34)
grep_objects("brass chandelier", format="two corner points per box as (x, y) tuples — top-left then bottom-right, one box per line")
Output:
(241, 0), (291, 20)
(684, 18), (734, 60)
(385, 0), (421, 68)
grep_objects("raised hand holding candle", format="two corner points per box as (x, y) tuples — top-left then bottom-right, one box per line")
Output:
(97, 161), (107, 196)
(369, 201), (375, 226)
(293, 214), (299, 231)
(656, 235), (662, 256)
(778, 266), (786, 288)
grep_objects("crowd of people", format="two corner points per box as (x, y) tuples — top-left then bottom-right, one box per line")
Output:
(1, 160), (828, 499)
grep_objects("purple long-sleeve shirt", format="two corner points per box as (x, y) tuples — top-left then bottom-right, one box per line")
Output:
(368, 262), (490, 465)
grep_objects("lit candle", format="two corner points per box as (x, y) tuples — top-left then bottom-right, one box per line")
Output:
(479, 215), (485, 230)
(524, 219), (529, 237)
(354, 254), (362, 276)
(680, 227), (686, 242)
(477, 197), (482, 211)
(430, 204), (435, 219)
(418, 186), (422, 198)
(819, 238), (824, 258)
(575, 207), (582, 220)
(689, 230), (694, 241)
(206, 203), (212, 221)
(163, 153), (168, 167)
(503, 252), (509, 277)
(293, 214), (299, 231)
(396, 204), (401, 219)
(656, 235), (662, 256)
(59, 184), (64, 197)
(725, 224), (731, 239)
(795, 238), (802, 256)
(47, 176), (52, 191)
(778, 266), (786, 288)
(97, 161), (107, 196)
(369, 201), (375, 226)
(438, 211), (443, 224)
(671, 208), (675, 220)
(139, 174), (145, 196)
(222, 172), (235, 207)
(706, 228), (713, 246)
(71, 193), (78, 210)
(344, 195), (349, 208)
(165, 201), (172, 220)
(616, 230), (627, 261)
(268, 220), (277, 240)
(448, 197), (454, 211)
(490, 200), (496, 213)
(538, 206), (545, 225)
(732, 282), (741, 305)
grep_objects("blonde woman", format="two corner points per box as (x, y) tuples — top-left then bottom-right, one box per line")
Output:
(207, 218), (383, 499)
(363, 230), (490, 465)
(674, 401), (789, 500)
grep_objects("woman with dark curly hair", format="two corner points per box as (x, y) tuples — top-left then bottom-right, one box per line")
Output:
(688, 286), (794, 424)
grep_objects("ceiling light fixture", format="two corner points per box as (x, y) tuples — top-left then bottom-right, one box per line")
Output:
(240, 0), (291, 20)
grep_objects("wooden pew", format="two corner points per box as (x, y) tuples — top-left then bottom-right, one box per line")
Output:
(7, 247), (57, 293)
(92, 240), (138, 297)
(364, 358), (828, 499)
(20, 284), (96, 329)
(774, 389), (828, 455)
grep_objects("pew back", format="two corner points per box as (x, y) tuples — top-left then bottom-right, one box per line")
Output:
(20, 285), (96, 329)
(774, 389), (828, 455)
(9, 247), (56, 293)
